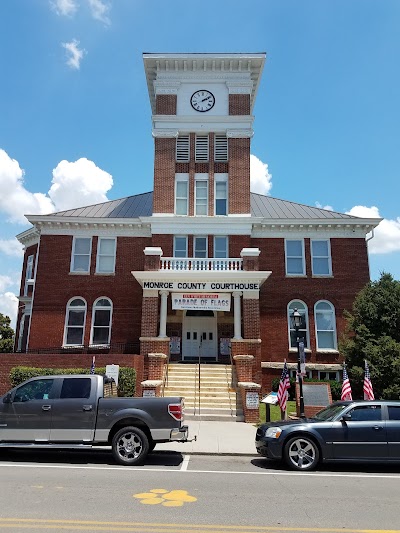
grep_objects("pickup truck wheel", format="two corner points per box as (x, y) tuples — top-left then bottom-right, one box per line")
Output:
(112, 426), (149, 466)
(283, 436), (319, 471)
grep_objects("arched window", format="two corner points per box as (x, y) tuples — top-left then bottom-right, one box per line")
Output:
(287, 300), (309, 349)
(90, 298), (113, 346)
(314, 300), (337, 350)
(64, 298), (87, 346)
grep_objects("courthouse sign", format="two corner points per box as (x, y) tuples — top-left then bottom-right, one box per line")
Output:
(172, 293), (231, 311)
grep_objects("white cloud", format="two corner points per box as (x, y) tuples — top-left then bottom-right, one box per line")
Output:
(346, 205), (400, 254)
(0, 239), (24, 258)
(51, 0), (78, 16)
(0, 149), (55, 223)
(0, 275), (15, 293)
(0, 292), (18, 329)
(250, 154), (272, 195)
(315, 201), (333, 211)
(0, 149), (113, 223)
(87, 0), (110, 24)
(49, 158), (113, 211)
(62, 39), (86, 70)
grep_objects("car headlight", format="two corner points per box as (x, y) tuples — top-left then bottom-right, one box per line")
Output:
(265, 427), (282, 439)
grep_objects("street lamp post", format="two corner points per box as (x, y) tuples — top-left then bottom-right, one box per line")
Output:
(293, 308), (305, 418)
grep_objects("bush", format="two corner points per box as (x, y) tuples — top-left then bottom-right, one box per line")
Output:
(9, 366), (136, 397)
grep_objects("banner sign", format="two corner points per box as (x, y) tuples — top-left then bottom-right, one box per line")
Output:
(143, 281), (259, 292)
(172, 293), (231, 311)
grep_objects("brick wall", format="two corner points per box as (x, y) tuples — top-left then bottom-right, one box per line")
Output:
(141, 297), (159, 337)
(155, 95), (177, 115)
(229, 94), (250, 115)
(0, 353), (144, 396)
(228, 138), (250, 214)
(27, 235), (150, 350)
(153, 137), (176, 213)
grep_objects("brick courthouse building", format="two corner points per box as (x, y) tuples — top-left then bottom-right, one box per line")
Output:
(12, 53), (380, 421)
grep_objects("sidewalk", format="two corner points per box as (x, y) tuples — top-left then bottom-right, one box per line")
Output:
(156, 420), (258, 456)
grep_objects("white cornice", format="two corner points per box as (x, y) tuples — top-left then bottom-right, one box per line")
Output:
(16, 227), (40, 248)
(152, 115), (254, 135)
(251, 219), (381, 238)
(147, 215), (254, 236)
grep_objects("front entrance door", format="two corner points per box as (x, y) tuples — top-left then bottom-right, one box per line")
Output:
(182, 311), (217, 361)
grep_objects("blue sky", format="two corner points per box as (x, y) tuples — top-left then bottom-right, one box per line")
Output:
(1, 0), (399, 327)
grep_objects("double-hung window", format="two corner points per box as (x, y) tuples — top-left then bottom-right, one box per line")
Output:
(195, 175), (208, 216)
(24, 254), (34, 296)
(64, 298), (87, 346)
(96, 238), (116, 274)
(194, 237), (207, 258)
(315, 301), (337, 350)
(311, 239), (332, 276)
(285, 239), (305, 276)
(175, 174), (189, 215)
(71, 237), (92, 273)
(173, 236), (188, 258)
(214, 236), (228, 258)
(215, 173), (228, 215)
(90, 298), (113, 346)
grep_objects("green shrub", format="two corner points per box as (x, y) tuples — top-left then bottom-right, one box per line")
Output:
(9, 366), (136, 397)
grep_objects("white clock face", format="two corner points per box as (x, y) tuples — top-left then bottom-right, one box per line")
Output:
(190, 90), (215, 112)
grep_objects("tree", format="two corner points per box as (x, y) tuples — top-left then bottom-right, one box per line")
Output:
(340, 272), (400, 400)
(0, 313), (14, 353)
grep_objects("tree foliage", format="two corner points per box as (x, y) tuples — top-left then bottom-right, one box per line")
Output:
(340, 273), (400, 399)
(0, 313), (14, 353)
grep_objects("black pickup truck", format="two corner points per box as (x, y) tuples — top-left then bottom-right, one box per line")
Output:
(0, 374), (189, 465)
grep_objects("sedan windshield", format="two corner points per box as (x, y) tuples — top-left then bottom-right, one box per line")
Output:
(313, 404), (348, 421)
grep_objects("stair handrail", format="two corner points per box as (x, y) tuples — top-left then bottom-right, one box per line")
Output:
(161, 351), (170, 397)
(197, 336), (202, 414)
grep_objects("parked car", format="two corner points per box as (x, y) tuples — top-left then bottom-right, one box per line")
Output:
(0, 374), (189, 466)
(256, 400), (400, 471)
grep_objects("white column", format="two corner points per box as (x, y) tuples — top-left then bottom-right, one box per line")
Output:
(232, 291), (242, 340)
(158, 291), (169, 338)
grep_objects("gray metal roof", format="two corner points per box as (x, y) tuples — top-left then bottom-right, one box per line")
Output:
(250, 193), (357, 220)
(47, 190), (357, 221)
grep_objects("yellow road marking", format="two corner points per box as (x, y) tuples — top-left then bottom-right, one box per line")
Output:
(0, 519), (400, 533)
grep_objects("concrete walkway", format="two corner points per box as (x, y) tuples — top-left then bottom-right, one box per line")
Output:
(156, 420), (258, 456)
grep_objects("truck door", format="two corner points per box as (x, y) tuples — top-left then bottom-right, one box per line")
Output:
(0, 378), (55, 441)
(49, 377), (97, 442)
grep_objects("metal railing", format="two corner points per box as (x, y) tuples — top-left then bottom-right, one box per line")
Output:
(160, 258), (243, 271)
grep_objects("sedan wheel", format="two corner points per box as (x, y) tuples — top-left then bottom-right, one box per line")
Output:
(112, 426), (149, 466)
(284, 436), (319, 471)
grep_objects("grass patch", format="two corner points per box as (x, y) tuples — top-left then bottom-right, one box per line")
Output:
(259, 401), (296, 424)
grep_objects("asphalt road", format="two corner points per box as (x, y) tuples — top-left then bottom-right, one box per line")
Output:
(1, 448), (400, 533)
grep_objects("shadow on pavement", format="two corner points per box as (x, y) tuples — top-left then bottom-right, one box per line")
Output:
(251, 456), (400, 474)
(0, 448), (184, 467)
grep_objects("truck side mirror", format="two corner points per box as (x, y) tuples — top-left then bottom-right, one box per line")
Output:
(3, 393), (12, 404)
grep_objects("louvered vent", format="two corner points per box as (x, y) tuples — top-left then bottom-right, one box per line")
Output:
(195, 135), (209, 162)
(176, 135), (190, 162)
(214, 135), (228, 161)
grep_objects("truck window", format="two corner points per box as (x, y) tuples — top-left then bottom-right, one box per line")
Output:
(14, 379), (54, 402)
(60, 378), (91, 399)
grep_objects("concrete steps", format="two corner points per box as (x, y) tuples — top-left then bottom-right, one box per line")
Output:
(163, 363), (243, 422)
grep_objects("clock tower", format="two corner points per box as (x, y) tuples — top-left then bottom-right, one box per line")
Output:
(143, 53), (266, 220)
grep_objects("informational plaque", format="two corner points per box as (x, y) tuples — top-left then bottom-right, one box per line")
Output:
(219, 338), (231, 356)
(105, 364), (120, 386)
(302, 383), (331, 407)
(142, 389), (156, 397)
(169, 336), (181, 355)
(246, 391), (260, 409)
(172, 293), (231, 311)
(260, 392), (278, 405)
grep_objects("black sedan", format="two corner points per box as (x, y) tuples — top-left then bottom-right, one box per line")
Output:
(256, 400), (400, 471)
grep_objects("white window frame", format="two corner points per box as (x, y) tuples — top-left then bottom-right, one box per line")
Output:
(314, 300), (338, 351)
(285, 239), (306, 276)
(311, 239), (332, 276)
(215, 173), (228, 216)
(90, 297), (113, 346)
(175, 173), (189, 216)
(173, 236), (188, 258)
(318, 370), (340, 381)
(96, 238), (116, 274)
(176, 135), (190, 162)
(70, 237), (92, 274)
(63, 297), (87, 347)
(24, 254), (34, 296)
(194, 236), (208, 258)
(287, 300), (310, 349)
(195, 175), (208, 216)
(289, 369), (312, 380)
(214, 236), (228, 258)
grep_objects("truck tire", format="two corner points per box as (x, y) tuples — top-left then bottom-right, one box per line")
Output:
(112, 426), (149, 466)
(283, 435), (319, 471)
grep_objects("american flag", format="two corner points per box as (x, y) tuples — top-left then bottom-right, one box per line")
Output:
(341, 364), (353, 401)
(363, 360), (375, 400)
(277, 360), (291, 412)
(90, 355), (96, 375)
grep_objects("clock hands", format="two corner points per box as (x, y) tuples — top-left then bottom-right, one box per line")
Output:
(201, 96), (212, 102)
